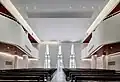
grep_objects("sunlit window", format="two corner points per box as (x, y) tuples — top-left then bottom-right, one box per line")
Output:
(44, 44), (50, 68)
(69, 44), (76, 68)
(57, 45), (64, 68)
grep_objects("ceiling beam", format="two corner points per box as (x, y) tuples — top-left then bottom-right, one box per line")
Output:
(86, 0), (120, 35)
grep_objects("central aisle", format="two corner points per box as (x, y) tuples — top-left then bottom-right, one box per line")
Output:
(51, 67), (66, 82)
(51, 53), (66, 82)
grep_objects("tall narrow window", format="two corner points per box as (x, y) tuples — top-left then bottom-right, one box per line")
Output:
(57, 45), (64, 68)
(69, 44), (76, 68)
(44, 44), (50, 68)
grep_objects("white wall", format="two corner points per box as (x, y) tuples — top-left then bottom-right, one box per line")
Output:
(0, 53), (26, 69)
(0, 15), (22, 45)
(96, 55), (108, 69)
(74, 43), (81, 67)
(28, 59), (41, 68)
(96, 56), (105, 69)
(0, 52), (42, 69)
(79, 59), (91, 68)
(38, 43), (81, 68)
(91, 54), (120, 70)
(91, 55), (97, 69)
(0, 53), (14, 69)
(81, 46), (88, 59)
(108, 53), (120, 70)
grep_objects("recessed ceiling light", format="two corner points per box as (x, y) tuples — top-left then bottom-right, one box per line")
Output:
(110, 47), (113, 49)
(26, 5), (28, 10)
(7, 47), (10, 49)
(83, 6), (86, 8)
(34, 6), (36, 9)
(92, 6), (94, 9)
(69, 5), (72, 8)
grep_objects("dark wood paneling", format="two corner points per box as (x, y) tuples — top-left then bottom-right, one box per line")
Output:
(28, 33), (38, 43)
(0, 42), (33, 58)
(92, 42), (120, 57)
(0, 3), (13, 17)
(108, 3), (120, 16)
(107, 42), (120, 54)
(83, 33), (92, 43)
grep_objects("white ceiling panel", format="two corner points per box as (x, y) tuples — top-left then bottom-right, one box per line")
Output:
(10, 0), (107, 41)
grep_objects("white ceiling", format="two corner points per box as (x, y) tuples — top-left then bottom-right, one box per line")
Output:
(29, 18), (90, 41)
(11, 0), (105, 13)
(11, 0), (107, 41)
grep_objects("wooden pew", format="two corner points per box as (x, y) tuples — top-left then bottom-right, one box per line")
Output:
(0, 68), (57, 82)
(75, 74), (120, 81)
(63, 68), (120, 82)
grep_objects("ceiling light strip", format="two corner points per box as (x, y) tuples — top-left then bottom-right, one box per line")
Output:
(41, 41), (59, 44)
(86, 0), (120, 35)
(0, 0), (40, 43)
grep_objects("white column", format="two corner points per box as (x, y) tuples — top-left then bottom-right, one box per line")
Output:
(103, 55), (109, 69)
(23, 55), (28, 68)
(14, 55), (18, 69)
(91, 55), (97, 69)
(97, 55), (106, 69)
